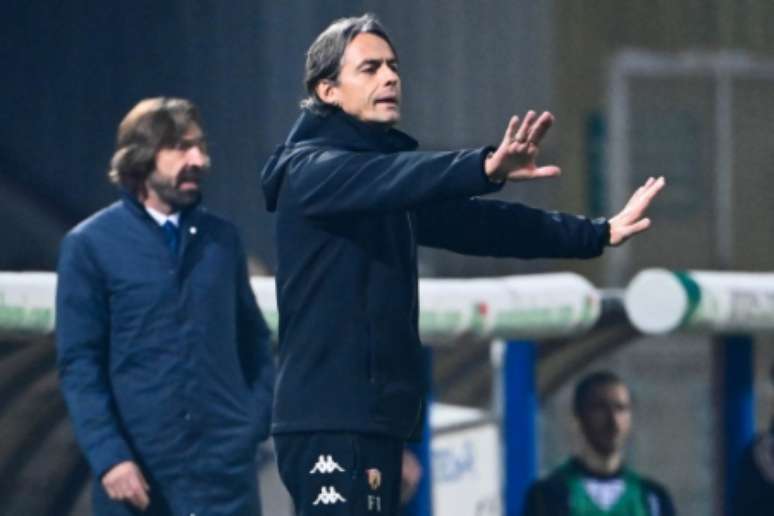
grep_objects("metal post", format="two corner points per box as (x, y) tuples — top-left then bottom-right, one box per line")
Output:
(714, 69), (734, 268)
(403, 347), (434, 516)
(717, 335), (755, 516)
(606, 56), (631, 285)
(503, 340), (538, 516)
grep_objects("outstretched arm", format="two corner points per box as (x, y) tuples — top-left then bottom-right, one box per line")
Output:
(413, 178), (664, 257)
(413, 198), (609, 259)
(413, 109), (664, 255)
(282, 110), (556, 217)
(285, 147), (500, 217)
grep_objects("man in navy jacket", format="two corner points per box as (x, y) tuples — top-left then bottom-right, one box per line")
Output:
(57, 98), (275, 516)
(261, 14), (664, 516)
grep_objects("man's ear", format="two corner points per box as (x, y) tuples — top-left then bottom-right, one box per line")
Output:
(315, 80), (339, 107)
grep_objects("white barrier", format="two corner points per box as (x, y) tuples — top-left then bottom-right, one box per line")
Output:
(256, 273), (601, 341)
(0, 272), (56, 332)
(416, 274), (600, 342)
(1, 272), (601, 341)
(625, 268), (774, 334)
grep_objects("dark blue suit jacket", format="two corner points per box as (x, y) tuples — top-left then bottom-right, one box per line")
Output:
(56, 193), (274, 515)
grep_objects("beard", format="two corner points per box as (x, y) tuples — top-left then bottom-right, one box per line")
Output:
(146, 166), (205, 210)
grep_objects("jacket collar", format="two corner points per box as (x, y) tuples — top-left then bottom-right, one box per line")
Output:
(569, 457), (626, 481)
(285, 108), (418, 153)
(119, 189), (202, 226)
(261, 109), (419, 213)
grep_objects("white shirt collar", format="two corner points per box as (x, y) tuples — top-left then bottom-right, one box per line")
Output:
(145, 206), (180, 227)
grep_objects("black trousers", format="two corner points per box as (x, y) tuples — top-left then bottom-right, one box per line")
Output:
(274, 432), (403, 516)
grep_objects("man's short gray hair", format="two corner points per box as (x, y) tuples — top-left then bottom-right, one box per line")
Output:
(301, 13), (396, 114)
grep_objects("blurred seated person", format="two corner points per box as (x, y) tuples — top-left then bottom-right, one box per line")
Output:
(731, 363), (774, 516)
(523, 371), (675, 516)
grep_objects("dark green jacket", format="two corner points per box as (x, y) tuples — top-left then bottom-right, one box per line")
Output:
(523, 458), (676, 516)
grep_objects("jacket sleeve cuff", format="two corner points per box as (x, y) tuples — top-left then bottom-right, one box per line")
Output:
(474, 146), (504, 195)
(89, 440), (135, 479)
(593, 217), (611, 252)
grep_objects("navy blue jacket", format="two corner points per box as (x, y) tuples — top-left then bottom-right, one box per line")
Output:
(261, 109), (608, 440)
(56, 193), (274, 516)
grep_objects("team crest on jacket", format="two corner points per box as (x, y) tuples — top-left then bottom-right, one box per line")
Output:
(366, 468), (382, 490)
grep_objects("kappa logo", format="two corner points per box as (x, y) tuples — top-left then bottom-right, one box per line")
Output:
(312, 486), (347, 506)
(309, 454), (346, 474)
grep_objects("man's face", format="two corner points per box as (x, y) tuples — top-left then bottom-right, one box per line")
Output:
(577, 383), (632, 458)
(320, 32), (401, 125)
(146, 124), (209, 210)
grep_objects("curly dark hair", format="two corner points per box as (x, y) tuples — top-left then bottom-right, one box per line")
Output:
(108, 97), (203, 196)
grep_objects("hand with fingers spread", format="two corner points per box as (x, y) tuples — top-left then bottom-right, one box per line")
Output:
(484, 110), (561, 183)
(102, 461), (151, 511)
(608, 176), (666, 246)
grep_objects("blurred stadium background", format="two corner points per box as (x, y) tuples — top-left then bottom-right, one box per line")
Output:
(3, 1), (774, 515)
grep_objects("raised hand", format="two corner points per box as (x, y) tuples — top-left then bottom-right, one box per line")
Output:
(608, 176), (666, 246)
(102, 460), (151, 511)
(484, 110), (561, 183)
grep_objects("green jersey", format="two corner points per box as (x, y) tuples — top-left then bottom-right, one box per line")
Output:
(523, 458), (675, 516)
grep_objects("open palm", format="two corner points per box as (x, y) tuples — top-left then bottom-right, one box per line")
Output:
(608, 176), (666, 246)
(485, 110), (561, 182)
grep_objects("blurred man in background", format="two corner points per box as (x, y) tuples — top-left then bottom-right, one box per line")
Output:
(262, 13), (664, 516)
(731, 363), (774, 516)
(56, 97), (274, 515)
(523, 371), (675, 516)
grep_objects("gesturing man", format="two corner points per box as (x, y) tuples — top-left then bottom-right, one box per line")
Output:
(57, 98), (274, 515)
(261, 14), (664, 516)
